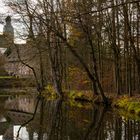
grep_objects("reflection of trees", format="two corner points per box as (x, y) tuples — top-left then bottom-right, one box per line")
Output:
(122, 119), (140, 140)
(26, 98), (64, 140)
(114, 117), (122, 140)
(27, 99), (89, 140)
(2, 125), (13, 140)
(16, 99), (140, 140)
(47, 99), (63, 140)
(16, 97), (40, 139)
(84, 106), (106, 140)
(35, 99), (63, 140)
(38, 98), (45, 140)
(0, 98), (140, 140)
(84, 106), (140, 140)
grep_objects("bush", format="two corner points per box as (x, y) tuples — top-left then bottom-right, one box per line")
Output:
(115, 97), (140, 117)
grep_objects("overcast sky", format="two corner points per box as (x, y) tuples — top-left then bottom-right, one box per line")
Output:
(0, 1), (8, 33)
(0, 0), (9, 14)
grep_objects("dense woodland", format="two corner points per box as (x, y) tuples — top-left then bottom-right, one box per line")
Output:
(3, 0), (140, 103)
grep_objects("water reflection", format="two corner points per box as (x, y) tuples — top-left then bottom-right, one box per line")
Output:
(5, 96), (35, 113)
(84, 106), (105, 140)
(0, 96), (140, 140)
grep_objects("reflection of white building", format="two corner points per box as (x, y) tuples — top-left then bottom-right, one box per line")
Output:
(5, 97), (35, 113)
(1, 96), (36, 140)
(2, 125), (13, 140)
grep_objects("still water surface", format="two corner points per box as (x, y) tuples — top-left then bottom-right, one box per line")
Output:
(0, 95), (140, 140)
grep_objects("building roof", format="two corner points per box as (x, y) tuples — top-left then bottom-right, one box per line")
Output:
(6, 43), (39, 67)
(0, 35), (7, 48)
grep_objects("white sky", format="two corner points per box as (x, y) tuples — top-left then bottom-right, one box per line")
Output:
(0, 0), (9, 14)
(0, 0), (8, 33)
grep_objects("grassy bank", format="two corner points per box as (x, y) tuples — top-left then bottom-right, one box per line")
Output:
(37, 85), (140, 114)
(112, 96), (140, 117)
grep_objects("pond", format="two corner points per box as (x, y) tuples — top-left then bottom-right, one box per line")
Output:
(0, 95), (140, 140)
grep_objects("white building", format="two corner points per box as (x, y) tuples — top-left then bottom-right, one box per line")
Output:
(0, 16), (33, 77)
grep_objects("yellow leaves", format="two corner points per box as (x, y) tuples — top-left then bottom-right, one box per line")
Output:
(72, 30), (83, 38)
(68, 90), (83, 99)
(42, 85), (58, 99)
(116, 96), (129, 109)
(83, 119), (89, 123)
(82, 80), (90, 84)
(45, 84), (55, 93)
(69, 24), (82, 35)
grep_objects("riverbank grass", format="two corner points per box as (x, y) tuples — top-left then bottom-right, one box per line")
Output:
(0, 76), (14, 79)
(113, 96), (140, 116)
